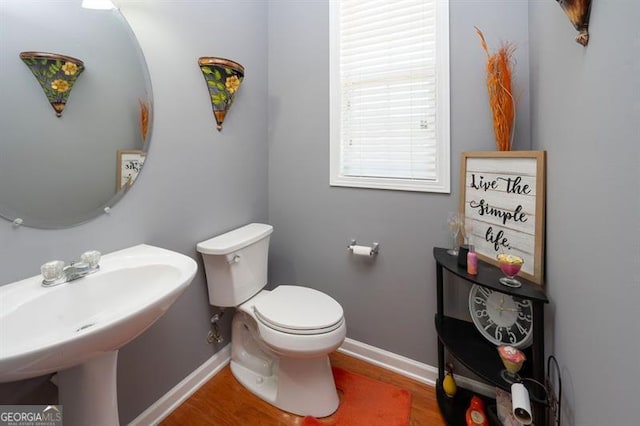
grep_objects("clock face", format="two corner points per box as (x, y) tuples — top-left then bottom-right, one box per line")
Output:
(468, 284), (533, 348)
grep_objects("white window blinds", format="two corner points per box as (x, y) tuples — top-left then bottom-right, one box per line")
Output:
(330, 0), (450, 193)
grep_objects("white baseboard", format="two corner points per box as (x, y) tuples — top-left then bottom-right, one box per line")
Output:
(338, 337), (495, 397)
(128, 345), (231, 426)
(130, 337), (494, 425)
(338, 338), (439, 386)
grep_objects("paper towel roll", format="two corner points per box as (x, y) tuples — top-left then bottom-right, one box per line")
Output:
(351, 245), (372, 256)
(511, 383), (533, 425)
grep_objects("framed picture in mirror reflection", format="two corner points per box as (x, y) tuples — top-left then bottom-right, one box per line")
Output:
(117, 150), (146, 191)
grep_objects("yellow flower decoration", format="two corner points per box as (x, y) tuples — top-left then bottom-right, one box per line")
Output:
(51, 79), (70, 93)
(225, 75), (241, 94)
(61, 61), (78, 76)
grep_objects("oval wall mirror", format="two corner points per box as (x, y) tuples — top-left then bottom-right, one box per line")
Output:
(0, 0), (152, 228)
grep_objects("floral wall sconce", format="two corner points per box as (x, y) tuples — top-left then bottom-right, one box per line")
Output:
(20, 52), (85, 117)
(198, 57), (244, 131)
(555, 0), (593, 46)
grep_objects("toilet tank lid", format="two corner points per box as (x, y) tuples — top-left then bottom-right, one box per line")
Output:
(197, 223), (273, 255)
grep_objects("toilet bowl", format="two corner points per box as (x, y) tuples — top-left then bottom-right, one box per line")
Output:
(196, 223), (347, 417)
(231, 286), (346, 416)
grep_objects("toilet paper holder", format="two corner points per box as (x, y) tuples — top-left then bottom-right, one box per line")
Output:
(348, 239), (380, 256)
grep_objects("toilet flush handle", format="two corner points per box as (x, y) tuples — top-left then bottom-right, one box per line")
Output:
(226, 253), (241, 265)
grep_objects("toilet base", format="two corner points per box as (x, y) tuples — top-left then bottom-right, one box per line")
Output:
(231, 355), (339, 418)
(229, 304), (343, 417)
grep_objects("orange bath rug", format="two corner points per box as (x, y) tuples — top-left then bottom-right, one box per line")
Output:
(301, 367), (412, 426)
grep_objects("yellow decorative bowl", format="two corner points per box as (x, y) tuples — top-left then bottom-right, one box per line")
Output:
(498, 345), (526, 382)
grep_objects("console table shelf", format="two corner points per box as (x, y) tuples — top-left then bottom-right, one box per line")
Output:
(435, 315), (533, 391)
(434, 247), (547, 303)
(436, 381), (500, 426)
(433, 247), (549, 425)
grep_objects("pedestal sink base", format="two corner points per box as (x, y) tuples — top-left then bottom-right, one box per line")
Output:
(58, 351), (119, 426)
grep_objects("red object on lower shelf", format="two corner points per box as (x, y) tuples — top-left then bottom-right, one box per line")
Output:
(466, 396), (489, 426)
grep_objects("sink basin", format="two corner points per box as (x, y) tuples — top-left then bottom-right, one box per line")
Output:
(0, 244), (197, 425)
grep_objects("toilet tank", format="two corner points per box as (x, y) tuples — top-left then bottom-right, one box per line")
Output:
(196, 223), (273, 307)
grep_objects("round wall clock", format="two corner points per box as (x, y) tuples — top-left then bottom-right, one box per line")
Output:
(468, 285), (533, 348)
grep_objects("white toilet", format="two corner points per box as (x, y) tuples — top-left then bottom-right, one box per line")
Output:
(196, 223), (346, 417)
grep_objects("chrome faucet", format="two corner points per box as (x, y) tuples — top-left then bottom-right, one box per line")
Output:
(41, 251), (101, 287)
(62, 261), (94, 281)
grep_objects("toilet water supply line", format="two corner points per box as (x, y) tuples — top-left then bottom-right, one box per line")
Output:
(208, 309), (225, 344)
(206, 254), (238, 343)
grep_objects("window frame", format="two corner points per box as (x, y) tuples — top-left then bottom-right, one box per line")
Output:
(329, 0), (451, 193)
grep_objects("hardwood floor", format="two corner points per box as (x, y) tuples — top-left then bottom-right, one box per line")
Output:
(161, 351), (445, 426)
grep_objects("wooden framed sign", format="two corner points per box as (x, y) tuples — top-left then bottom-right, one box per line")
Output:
(460, 151), (546, 284)
(117, 149), (146, 191)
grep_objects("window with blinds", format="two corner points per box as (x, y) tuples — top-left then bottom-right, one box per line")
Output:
(329, 0), (450, 193)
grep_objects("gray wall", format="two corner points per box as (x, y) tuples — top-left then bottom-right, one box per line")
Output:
(529, 1), (640, 425)
(267, 0), (529, 366)
(0, 1), (268, 423)
(268, 1), (638, 425)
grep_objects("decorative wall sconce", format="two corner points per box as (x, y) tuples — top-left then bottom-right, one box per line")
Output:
(198, 57), (244, 131)
(555, 0), (592, 46)
(20, 52), (85, 117)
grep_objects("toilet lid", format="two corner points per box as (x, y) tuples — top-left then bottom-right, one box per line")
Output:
(253, 286), (343, 334)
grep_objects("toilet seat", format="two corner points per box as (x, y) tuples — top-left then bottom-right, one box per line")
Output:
(253, 286), (344, 335)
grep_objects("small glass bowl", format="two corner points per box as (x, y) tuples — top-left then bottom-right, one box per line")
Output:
(498, 345), (526, 383)
(497, 253), (524, 288)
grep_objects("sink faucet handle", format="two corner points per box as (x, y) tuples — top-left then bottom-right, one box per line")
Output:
(80, 250), (101, 269)
(41, 260), (65, 282)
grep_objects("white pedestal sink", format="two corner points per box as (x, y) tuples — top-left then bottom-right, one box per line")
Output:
(0, 244), (198, 426)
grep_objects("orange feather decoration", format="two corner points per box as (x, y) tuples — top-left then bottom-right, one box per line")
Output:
(139, 99), (149, 143)
(475, 27), (516, 151)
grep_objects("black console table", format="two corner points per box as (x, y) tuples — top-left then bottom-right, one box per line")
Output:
(433, 247), (549, 425)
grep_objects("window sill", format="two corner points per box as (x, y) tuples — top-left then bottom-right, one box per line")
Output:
(330, 175), (450, 193)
